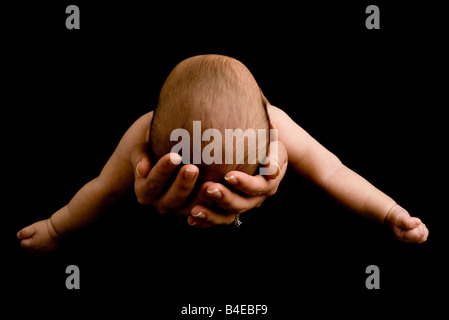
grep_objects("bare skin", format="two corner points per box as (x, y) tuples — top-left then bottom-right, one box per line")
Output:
(268, 105), (428, 243)
(17, 110), (287, 253)
(133, 105), (428, 240)
(132, 116), (287, 228)
(17, 106), (428, 255)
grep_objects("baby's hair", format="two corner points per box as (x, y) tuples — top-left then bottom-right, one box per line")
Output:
(150, 54), (270, 182)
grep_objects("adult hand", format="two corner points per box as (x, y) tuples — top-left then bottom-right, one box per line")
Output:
(132, 147), (200, 214)
(131, 138), (288, 228)
(187, 139), (288, 227)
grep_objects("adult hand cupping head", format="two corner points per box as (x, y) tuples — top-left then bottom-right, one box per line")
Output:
(131, 139), (288, 228)
(133, 148), (200, 214)
(187, 139), (288, 227)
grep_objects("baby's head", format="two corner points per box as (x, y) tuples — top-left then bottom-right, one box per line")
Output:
(150, 54), (270, 182)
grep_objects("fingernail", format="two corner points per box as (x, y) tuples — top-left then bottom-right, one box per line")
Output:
(136, 161), (142, 177)
(273, 162), (281, 175)
(184, 168), (197, 181)
(192, 212), (206, 219)
(189, 220), (197, 226)
(170, 153), (182, 165)
(207, 188), (222, 199)
(224, 175), (238, 185)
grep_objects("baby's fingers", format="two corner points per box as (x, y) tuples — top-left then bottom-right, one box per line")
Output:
(398, 216), (422, 230)
(396, 223), (428, 243)
(17, 225), (38, 250)
(20, 237), (35, 249)
(17, 224), (36, 239)
(416, 223), (429, 243)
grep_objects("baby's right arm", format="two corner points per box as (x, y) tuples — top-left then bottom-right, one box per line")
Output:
(17, 112), (154, 254)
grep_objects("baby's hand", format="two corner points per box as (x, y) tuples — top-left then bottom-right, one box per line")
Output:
(384, 205), (429, 243)
(17, 219), (60, 255)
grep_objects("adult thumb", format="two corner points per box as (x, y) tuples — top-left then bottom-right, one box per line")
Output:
(130, 143), (151, 178)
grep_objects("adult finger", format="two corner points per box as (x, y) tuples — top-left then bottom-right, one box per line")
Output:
(157, 164), (199, 214)
(258, 140), (287, 179)
(222, 143), (287, 197)
(187, 182), (240, 225)
(190, 204), (237, 226)
(130, 142), (152, 178)
(135, 153), (182, 205)
(223, 171), (271, 197)
(256, 124), (287, 179)
(187, 215), (214, 228)
(204, 182), (267, 214)
(266, 140), (288, 179)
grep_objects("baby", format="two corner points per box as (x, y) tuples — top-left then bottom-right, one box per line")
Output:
(150, 54), (271, 182)
(17, 54), (429, 255)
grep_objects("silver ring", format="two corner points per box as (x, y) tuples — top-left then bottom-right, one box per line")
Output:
(235, 213), (242, 227)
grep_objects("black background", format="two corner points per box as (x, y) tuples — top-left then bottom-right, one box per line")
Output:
(3, 1), (447, 318)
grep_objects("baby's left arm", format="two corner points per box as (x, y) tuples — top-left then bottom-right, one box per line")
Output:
(268, 105), (428, 243)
